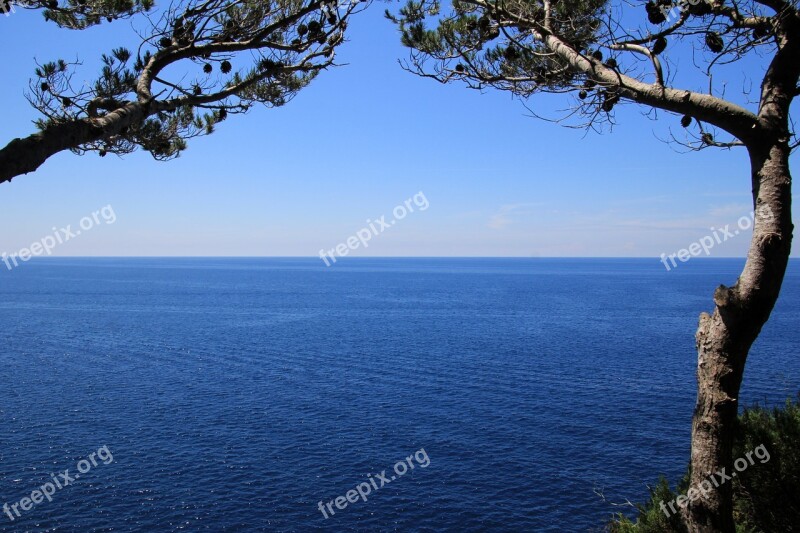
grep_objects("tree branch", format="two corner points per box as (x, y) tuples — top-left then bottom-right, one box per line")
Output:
(539, 30), (761, 141)
(609, 42), (664, 86)
(1, 0), (364, 184)
(0, 101), (151, 184)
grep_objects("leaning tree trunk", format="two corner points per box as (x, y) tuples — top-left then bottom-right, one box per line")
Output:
(685, 137), (793, 532)
(0, 100), (152, 185)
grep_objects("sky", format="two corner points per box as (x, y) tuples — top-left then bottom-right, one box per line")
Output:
(0, 3), (797, 258)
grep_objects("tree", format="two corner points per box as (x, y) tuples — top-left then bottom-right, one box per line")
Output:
(0, 0), (366, 184)
(388, 0), (798, 531)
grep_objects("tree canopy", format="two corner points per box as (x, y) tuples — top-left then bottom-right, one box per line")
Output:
(7, 0), (154, 28)
(388, 0), (799, 149)
(0, 0), (367, 183)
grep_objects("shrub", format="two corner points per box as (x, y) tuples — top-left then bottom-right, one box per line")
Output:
(607, 394), (800, 532)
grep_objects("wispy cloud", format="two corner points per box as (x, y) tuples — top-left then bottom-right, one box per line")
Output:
(488, 203), (541, 229)
(708, 203), (752, 218)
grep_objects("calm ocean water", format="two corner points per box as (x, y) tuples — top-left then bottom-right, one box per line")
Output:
(0, 258), (797, 532)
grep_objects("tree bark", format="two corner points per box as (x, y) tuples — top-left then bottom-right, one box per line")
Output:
(0, 101), (149, 185)
(685, 138), (793, 532)
(684, 6), (799, 529)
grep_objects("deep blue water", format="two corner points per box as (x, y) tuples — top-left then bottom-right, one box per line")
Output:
(0, 258), (797, 532)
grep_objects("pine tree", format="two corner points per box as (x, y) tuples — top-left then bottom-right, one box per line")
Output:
(389, 1), (799, 530)
(0, 0), (367, 181)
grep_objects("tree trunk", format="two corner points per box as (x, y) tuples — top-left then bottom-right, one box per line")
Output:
(685, 139), (793, 532)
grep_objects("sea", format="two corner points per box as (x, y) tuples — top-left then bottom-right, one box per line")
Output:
(0, 258), (797, 532)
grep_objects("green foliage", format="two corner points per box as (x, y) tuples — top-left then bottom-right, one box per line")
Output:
(95, 50), (137, 97)
(608, 477), (688, 533)
(388, 0), (786, 135)
(732, 395), (800, 532)
(606, 395), (800, 532)
(387, 0), (608, 95)
(37, 0), (153, 29)
(33, 45), (224, 160)
(27, 0), (359, 161)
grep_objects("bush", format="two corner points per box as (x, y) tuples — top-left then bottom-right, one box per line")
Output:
(607, 477), (687, 533)
(607, 394), (800, 532)
(732, 395), (800, 532)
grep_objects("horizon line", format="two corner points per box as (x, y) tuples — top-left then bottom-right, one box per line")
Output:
(11, 256), (791, 260)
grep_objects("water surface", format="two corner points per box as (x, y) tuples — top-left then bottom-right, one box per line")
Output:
(1, 258), (797, 531)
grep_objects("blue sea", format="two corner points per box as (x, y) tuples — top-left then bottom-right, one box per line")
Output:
(1, 258), (798, 532)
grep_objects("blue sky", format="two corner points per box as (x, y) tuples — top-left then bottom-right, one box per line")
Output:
(0, 3), (796, 258)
